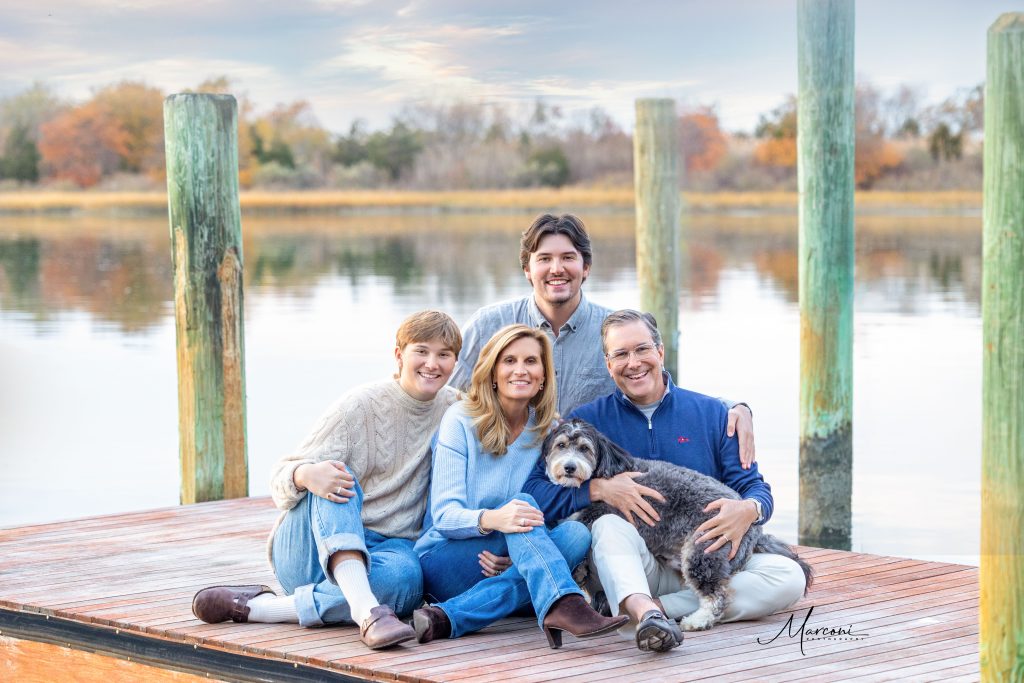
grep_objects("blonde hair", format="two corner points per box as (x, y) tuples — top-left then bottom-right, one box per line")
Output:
(393, 310), (462, 378)
(464, 324), (557, 456)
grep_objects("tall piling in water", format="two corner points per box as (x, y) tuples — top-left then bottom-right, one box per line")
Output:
(796, 0), (854, 549)
(634, 98), (681, 375)
(164, 93), (248, 504)
(981, 13), (1024, 681)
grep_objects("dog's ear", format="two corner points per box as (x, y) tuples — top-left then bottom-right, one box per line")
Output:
(591, 427), (635, 478)
(540, 424), (560, 457)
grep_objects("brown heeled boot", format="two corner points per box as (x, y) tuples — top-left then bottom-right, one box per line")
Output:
(541, 593), (630, 649)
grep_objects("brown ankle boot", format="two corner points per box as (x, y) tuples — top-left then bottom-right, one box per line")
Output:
(412, 605), (451, 643)
(542, 593), (629, 649)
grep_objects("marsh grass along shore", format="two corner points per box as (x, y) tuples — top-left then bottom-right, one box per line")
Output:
(0, 188), (982, 216)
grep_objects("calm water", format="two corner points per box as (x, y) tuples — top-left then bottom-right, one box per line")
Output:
(0, 211), (981, 565)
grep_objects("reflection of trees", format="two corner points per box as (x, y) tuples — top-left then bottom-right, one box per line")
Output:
(753, 249), (798, 301)
(0, 238), (41, 304)
(43, 238), (171, 331)
(250, 242), (297, 284)
(689, 216), (980, 312)
(0, 213), (983, 334)
(929, 252), (962, 290)
(0, 235), (171, 331)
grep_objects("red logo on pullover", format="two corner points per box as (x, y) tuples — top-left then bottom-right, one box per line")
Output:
(677, 436), (690, 444)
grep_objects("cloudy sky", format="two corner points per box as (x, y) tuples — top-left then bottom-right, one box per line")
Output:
(1, 1), (1018, 133)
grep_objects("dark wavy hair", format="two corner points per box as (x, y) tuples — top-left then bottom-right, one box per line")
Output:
(519, 213), (594, 271)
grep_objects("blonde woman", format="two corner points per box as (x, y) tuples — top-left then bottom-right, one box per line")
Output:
(412, 324), (628, 648)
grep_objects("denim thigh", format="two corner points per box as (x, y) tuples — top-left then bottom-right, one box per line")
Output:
(420, 534), (509, 603)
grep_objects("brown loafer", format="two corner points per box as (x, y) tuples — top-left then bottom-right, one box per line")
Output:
(360, 605), (416, 649)
(412, 605), (451, 643)
(191, 584), (275, 623)
(542, 593), (630, 649)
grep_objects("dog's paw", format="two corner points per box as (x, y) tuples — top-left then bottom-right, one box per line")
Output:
(679, 609), (717, 632)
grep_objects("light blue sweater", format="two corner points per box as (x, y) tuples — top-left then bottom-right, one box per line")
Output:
(415, 401), (544, 556)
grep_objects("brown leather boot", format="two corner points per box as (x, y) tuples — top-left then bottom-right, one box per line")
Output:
(542, 593), (630, 648)
(359, 605), (417, 649)
(412, 605), (452, 643)
(191, 584), (275, 623)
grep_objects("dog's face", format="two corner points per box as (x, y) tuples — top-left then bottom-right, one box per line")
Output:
(542, 420), (599, 488)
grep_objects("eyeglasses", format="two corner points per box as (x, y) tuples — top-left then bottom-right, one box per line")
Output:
(605, 343), (658, 366)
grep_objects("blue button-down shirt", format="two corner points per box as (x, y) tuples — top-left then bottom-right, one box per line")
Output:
(450, 294), (614, 416)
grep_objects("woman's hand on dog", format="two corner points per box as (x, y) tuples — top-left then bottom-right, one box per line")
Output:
(590, 473), (666, 527)
(480, 500), (545, 534)
(294, 461), (356, 503)
(727, 405), (756, 469)
(695, 498), (760, 559)
(478, 550), (513, 577)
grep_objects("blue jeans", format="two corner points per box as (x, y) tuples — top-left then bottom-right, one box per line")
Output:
(419, 494), (590, 638)
(271, 476), (423, 627)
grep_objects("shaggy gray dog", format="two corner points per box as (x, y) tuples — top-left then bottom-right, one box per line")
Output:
(542, 419), (813, 631)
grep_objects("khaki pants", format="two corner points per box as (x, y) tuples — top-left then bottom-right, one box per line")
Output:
(589, 514), (806, 622)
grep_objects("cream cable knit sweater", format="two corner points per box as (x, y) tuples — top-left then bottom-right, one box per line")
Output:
(267, 378), (459, 564)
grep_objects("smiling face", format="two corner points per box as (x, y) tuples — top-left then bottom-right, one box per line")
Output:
(395, 338), (457, 401)
(604, 320), (666, 405)
(492, 336), (546, 406)
(524, 233), (591, 309)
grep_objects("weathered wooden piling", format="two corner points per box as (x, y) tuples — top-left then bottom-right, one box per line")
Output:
(164, 94), (248, 504)
(981, 13), (1024, 681)
(796, 0), (854, 549)
(634, 98), (681, 374)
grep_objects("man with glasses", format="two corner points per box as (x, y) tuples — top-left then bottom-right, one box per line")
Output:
(523, 310), (807, 653)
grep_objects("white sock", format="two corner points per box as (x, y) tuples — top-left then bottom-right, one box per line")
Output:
(333, 559), (380, 625)
(245, 593), (299, 623)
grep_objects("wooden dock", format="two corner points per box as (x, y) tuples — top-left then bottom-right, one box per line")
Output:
(0, 497), (978, 682)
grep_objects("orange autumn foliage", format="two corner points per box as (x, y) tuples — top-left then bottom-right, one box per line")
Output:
(679, 109), (727, 173)
(38, 102), (129, 187)
(855, 138), (904, 188)
(91, 81), (166, 178)
(753, 137), (798, 168)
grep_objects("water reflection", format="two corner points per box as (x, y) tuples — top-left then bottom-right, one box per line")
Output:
(0, 238), (40, 301)
(0, 213), (982, 333)
(0, 211), (983, 565)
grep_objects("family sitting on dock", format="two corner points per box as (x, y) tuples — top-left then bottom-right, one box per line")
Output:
(191, 214), (808, 652)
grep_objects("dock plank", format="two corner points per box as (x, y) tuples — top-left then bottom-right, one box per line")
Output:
(0, 497), (979, 682)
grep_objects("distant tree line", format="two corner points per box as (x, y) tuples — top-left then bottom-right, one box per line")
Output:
(0, 77), (984, 191)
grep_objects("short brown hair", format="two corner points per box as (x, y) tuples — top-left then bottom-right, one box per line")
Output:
(395, 310), (463, 357)
(519, 213), (593, 271)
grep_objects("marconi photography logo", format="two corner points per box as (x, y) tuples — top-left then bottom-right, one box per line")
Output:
(757, 606), (870, 655)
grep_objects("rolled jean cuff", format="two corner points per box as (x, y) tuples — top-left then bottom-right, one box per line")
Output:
(293, 584), (326, 628)
(318, 531), (369, 583)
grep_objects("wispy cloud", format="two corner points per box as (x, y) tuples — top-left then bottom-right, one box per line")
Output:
(0, 0), (1011, 133)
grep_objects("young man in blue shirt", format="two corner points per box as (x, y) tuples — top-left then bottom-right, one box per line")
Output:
(451, 213), (755, 454)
